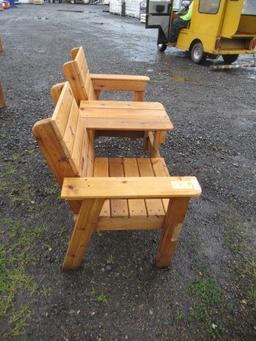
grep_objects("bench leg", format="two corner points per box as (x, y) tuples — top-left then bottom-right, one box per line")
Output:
(0, 82), (6, 108)
(0, 38), (3, 52)
(133, 91), (144, 101)
(156, 197), (190, 267)
(94, 90), (101, 100)
(148, 131), (161, 157)
(62, 199), (104, 271)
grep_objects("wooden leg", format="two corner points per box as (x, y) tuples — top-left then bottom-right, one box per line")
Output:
(133, 91), (144, 101)
(62, 199), (104, 271)
(0, 38), (4, 52)
(159, 132), (166, 144)
(149, 131), (161, 157)
(0, 82), (6, 108)
(94, 90), (101, 100)
(144, 132), (149, 152)
(156, 197), (190, 268)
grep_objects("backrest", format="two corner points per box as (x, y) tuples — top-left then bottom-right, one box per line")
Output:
(63, 47), (96, 104)
(32, 82), (95, 213)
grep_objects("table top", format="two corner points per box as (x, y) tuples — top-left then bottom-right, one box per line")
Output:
(79, 100), (173, 131)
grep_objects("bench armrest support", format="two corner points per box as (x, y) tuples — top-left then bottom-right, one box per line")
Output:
(61, 177), (201, 200)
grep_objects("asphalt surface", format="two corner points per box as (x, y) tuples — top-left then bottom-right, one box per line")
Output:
(0, 4), (255, 340)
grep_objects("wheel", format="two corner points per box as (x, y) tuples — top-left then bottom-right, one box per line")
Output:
(158, 43), (167, 52)
(222, 54), (239, 64)
(190, 42), (206, 64)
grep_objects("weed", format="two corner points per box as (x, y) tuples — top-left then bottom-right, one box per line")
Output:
(188, 273), (225, 337)
(106, 255), (114, 265)
(91, 287), (108, 304)
(175, 310), (184, 321)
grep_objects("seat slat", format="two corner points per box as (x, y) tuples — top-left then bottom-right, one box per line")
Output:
(94, 158), (110, 217)
(123, 158), (147, 217)
(109, 158), (128, 217)
(151, 158), (170, 212)
(80, 101), (164, 110)
(137, 158), (165, 216)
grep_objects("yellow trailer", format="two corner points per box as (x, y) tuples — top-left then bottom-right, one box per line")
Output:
(146, 0), (256, 64)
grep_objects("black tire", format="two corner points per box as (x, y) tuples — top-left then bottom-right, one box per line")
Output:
(222, 54), (239, 64)
(158, 43), (167, 52)
(190, 42), (206, 64)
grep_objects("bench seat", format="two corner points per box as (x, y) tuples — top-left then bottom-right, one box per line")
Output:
(92, 157), (169, 231)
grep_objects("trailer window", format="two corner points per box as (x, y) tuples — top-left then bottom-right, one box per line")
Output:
(243, 0), (256, 15)
(199, 0), (220, 14)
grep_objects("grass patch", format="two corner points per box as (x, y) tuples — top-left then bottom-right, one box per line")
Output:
(0, 217), (47, 339)
(188, 272), (225, 337)
(91, 287), (108, 304)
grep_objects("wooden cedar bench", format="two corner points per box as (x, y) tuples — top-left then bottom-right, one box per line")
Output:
(33, 82), (201, 271)
(51, 47), (168, 156)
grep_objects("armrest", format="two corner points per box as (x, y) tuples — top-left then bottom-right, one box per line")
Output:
(90, 74), (150, 92)
(61, 177), (201, 200)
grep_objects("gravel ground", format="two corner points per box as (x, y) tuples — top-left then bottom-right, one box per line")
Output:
(0, 4), (255, 340)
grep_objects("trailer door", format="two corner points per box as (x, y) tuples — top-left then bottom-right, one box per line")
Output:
(146, 0), (172, 44)
(221, 0), (244, 38)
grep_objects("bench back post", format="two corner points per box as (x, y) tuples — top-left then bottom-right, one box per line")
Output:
(63, 46), (96, 104)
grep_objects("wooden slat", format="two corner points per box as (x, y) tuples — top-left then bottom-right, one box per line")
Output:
(61, 176), (202, 200)
(72, 124), (85, 173)
(52, 82), (75, 138)
(63, 62), (85, 104)
(96, 215), (164, 231)
(75, 47), (89, 73)
(137, 158), (165, 216)
(94, 158), (110, 217)
(70, 47), (79, 60)
(86, 130), (95, 176)
(63, 199), (104, 271)
(90, 74), (149, 92)
(63, 98), (79, 156)
(79, 110), (173, 131)
(123, 158), (147, 216)
(79, 129), (94, 177)
(109, 158), (129, 217)
(151, 158), (170, 212)
(80, 100), (164, 110)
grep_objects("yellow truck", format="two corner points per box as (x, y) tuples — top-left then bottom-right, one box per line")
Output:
(146, 0), (256, 64)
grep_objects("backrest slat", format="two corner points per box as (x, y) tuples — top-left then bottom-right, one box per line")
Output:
(52, 83), (74, 138)
(64, 46), (96, 103)
(63, 98), (79, 159)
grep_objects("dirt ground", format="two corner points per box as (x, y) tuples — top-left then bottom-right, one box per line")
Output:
(0, 3), (255, 340)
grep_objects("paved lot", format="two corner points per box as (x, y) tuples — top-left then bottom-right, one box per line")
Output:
(0, 4), (255, 340)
